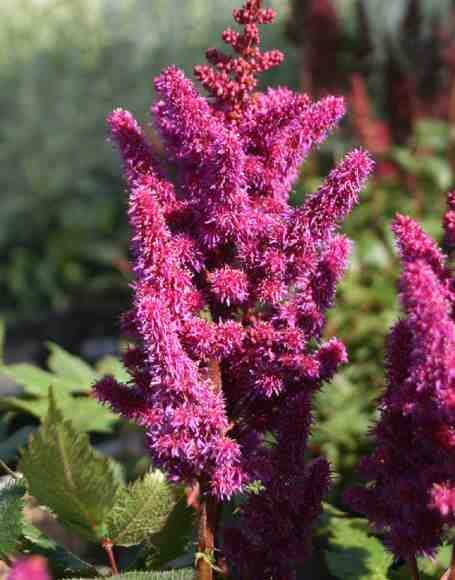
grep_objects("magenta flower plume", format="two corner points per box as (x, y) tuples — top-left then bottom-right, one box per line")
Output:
(193, 0), (284, 119)
(347, 197), (455, 559)
(94, 0), (372, 575)
(7, 558), (50, 580)
(223, 391), (332, 579)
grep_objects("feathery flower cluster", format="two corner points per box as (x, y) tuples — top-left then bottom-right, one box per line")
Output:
(7, 558), (50, 580)
(193, 0), (283, 119)
(347, 194), (455, 559)
(94, 1), (373, 575)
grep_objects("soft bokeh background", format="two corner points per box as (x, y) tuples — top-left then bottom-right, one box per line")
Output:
(1, 0), (455, 576)
(0, 0), (294, 360)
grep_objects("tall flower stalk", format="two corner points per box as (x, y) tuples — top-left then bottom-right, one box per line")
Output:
(347, 193), (455, 578)
(94, 1), (373, 577)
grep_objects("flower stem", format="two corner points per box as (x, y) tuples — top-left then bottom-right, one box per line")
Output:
(408, 556), (420, 580)
(196, 359), (223, 580)
(102, 539), (119, 576)
(197, 487), (219, 580)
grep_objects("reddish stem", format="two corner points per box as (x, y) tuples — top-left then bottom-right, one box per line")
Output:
(197, 360), (222, 580)
(197, 487), (219, 580)
(207, 360), (223, 392)
(102, 540), (119, 576)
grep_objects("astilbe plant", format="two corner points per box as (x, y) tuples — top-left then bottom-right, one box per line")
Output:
(347, 193), (455, 579)
(93, 1), (373, 577)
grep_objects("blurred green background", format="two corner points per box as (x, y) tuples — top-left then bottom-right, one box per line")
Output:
(1, 0), (455, 523)
(0, 0), (295, 358)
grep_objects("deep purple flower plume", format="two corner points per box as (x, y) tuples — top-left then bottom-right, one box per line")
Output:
(94, 0), (373, 575)
(347, 195), (455, 559)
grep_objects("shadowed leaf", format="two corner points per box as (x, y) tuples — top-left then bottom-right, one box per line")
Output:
(19, 393), (121, 541)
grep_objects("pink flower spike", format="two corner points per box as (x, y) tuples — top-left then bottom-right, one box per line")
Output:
(96, 0), (373, 574)
(7, 558), (50, 580)
(107, 109), (154, 186)
(294, 148), (374, 240)
(347, 196), (455, 559)
(392, 213), (449, 282)
(209, 267), (249, 306)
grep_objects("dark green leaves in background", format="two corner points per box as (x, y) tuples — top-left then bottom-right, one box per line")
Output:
(0, 340), (121, 436)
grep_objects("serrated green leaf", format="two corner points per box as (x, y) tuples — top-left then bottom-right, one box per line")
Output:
(0, 481), (26, 558)
(106, 471), (175, 547)
(69, 571), (195, 580)
(22, 521), (97, 577)
(0, 363), (80, 396)
(146, 495), (195, 570)
(0, 396), (50, 418)
(19, 393), (122, 541)
(0, 392), (117, 433)
(46, 342), (97, 388)
(325, 517), (393, 580)
(58, 396), (118, 433)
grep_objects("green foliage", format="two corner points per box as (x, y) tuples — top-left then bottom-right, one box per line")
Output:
(324, 507), (393, 580)
(0, 0), (292, 328)
(0, 339), (122, 433)
(0, 481), (26, 559)
(146, 497), (195, 570)
(414, 119), (451, 153)
(22, 521), (97, 577)
(0, 475), (98, 575)
(69, 571), (195, 580)
(46, 342), (98, 386)
(95, 356), (130, 383)
(390, 545), (452, 580)
(19, 393), (121, 541)
(106, 472), (176, 547)
(0, 414), (33, 462)
(6, 393), (186, 576)
(0, 330), (194, 575)
(0, 364), (82, 397)
(312, 370), (373, 480)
